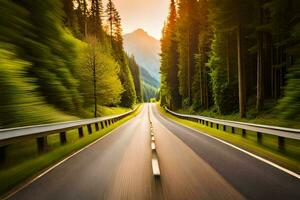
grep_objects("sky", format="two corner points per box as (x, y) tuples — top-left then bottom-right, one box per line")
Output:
(103, 0), (169, 39)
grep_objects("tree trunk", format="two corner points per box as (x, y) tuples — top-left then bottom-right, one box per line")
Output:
(199, 51), (203, 108)
(237, 24), (246, 118)
(227, 32), (231, 83)
(187, 29), (191, 105)
(257, 30), (264, 111)
(93, 55), (97, 118)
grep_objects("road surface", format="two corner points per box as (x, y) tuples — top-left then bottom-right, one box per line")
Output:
(8, 104), (300, 200)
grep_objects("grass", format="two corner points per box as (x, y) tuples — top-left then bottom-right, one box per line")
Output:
(158, 105), (300, 174)
(97, 106), (132, 116)
(0, 106), (141, 197)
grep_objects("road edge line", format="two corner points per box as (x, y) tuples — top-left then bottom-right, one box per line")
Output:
(2, 113), (139, 200)
(159, 108), (300, 180)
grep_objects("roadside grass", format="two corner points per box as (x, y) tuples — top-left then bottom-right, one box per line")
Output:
(0, 106), (141, 197)
(158, 105), (300, 174)
(81, 105), (133, 118)
(98, 106), (132, 116)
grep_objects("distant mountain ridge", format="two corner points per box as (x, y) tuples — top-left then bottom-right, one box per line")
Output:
(123, 29), (161, 86)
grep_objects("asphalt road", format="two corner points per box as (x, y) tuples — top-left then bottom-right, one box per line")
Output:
(8, 104), (300, 200)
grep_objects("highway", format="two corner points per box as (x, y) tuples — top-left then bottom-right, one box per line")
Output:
(8, 104), (300, 200)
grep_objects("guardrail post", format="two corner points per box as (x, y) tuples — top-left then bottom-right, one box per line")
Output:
(210, 122), (213, 128)
(108, 120), (111, 126)
(216, 124), (219, 129)
(242, 129), (246, 137)
(105, 121), (108, 127)
(60, 132), (67, 144)
(223, 125), (226, 132)
(278, 136), (285, 151)
(100, 121), (104, 129)
(78, 127), (84, 138)
(206, 121), (208, 126)
(257, 132), (262, 144)
(95, 123), (99, 131)
(37, 137), (47, 153)
(231, 127), (235, 133)
(0, 145), (7, 163)
(87, 124), (92, 134)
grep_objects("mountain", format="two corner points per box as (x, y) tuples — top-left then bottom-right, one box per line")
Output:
(123, 29), (161, 86)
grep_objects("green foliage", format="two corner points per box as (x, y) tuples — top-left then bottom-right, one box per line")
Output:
(177, 0), (201, 104)
(208, 34), (238, 114)
(119, 56), (137, 108)
(4, 0), (83, 114)
(276, 14), (300, 119)
(160, 0), (181, 109)
(0, 47), (76, 128)
(128, 55), (143, 102)
(76, 37), (123, 107)
(0, 0), (141, 127)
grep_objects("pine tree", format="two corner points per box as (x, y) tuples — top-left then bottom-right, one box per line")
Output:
(128, 55), (143, 103)
(106, 0), (116, 46)
(160, 0), (181, 109)
(90, 0), (104, 40)
(105, 1), (137, 107)
(193, 0), (212, 110)
(75, 0), (88, 38)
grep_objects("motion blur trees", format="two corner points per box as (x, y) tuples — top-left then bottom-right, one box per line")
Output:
(0, 0), (141, 127)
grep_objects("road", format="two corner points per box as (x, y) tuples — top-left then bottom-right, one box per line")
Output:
(8, 104), (300, 200)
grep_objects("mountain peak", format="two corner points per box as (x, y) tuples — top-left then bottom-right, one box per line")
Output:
(125, 29), (158, 41)
(133, 28), (148, 35)
(123, 28), (161, 83)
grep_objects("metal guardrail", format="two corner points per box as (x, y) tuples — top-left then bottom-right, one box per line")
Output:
(0, 107), (139, 157)
(165, 107), (300, 150)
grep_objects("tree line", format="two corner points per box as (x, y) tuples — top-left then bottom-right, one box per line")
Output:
(160, 0), (300, 120)
(0, 0), (142, 128)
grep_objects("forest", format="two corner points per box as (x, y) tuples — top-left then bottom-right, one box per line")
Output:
(0, 0), (143, 128)
(160, 0), (300, 126)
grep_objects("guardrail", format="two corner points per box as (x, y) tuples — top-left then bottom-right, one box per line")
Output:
(0, 107), (139, 160)
(165, 107), (300, 151)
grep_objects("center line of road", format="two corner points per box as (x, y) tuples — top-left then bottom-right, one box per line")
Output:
(148, 105), (161, 177)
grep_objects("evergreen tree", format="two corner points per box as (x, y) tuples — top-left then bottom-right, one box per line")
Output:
(128, 55), (143, 103)
(105, 1), (137, 107)
(177, 0), (201, 107)
(75, 0), (88, 38)
(160, 0), (181, 109)
(90, 0), (104, 40)
(193, 0), (212, 110)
